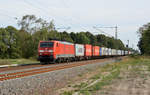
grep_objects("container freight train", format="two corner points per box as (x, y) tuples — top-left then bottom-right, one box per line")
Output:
(38, 40), (132, 64)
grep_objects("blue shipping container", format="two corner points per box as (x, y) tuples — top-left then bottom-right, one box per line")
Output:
(99, 47), (102, 56)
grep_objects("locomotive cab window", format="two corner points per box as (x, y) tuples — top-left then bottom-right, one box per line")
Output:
(40, 42), (54, 47)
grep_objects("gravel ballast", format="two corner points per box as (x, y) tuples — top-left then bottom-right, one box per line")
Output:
(0, 58), (119, 95)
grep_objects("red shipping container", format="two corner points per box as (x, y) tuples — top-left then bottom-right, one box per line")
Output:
(84, 44), (92, 57)
(92, 46), (100, 56)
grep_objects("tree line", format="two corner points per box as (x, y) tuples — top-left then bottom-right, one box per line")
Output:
(138, 23), (150, 55)
(0, 15), (128, 59)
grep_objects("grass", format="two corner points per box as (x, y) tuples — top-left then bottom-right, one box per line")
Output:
(74, 82), (88, 90)
(63, 91), (73, 95)
(80, 65), (120, 94)
(0, 59), (39, 65)
(62, 56), (150, 95)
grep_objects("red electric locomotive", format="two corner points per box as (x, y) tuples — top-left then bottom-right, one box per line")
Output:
(38, 40), (75, 64)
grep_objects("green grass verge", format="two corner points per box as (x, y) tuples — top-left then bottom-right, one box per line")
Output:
(0, 59), (39, 65)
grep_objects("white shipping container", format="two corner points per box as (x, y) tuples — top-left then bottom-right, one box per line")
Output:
(116, 49), (118, 55)
(125, 51), (128, 55)
(121, 50), (124, 55)
(105, 48), (109, 55)
(104, 47), (107, 55)
(101, 47), (105, 56)
(75, 44), (84, 56)
(118, 50), (121, 55)
(112, 49), (116, 55)
(115, 49), (117, 55)
(111, 49), (114, 55)
(120, 50), (122, 55)
(108, 48), (112, 55)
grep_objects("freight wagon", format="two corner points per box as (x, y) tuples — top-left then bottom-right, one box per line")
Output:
(75, 44), (84, 60)
(108, 48), (112, 56)
(92, 46), (100, 57)
(117, 50), (122, 56)
(84, 44), (92, 59)
(111, 49), (116, 56)
(101, 47), (106, 56)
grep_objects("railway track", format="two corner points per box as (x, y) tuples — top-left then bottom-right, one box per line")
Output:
(0, 57), (120, 81)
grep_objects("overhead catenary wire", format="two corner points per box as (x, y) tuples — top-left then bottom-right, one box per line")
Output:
(23, 0), (89, 32)
(22, 0), (51, 16)
(56, 27), (71, 31)
(22, 0), (75, 31)
(93, 26), (114, 37)
(94, 26), (118, 39)
(0, 11), (17, 26)
(1, 0), (89, 33)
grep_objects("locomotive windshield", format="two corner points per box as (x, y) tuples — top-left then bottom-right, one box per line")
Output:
(40, 42), (54, 47)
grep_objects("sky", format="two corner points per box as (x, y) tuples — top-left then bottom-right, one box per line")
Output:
(0, 0), (150, 50)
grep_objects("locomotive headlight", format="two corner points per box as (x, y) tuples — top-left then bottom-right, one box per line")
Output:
(39, 50), (44, 52)
(48, 50), (53, 52)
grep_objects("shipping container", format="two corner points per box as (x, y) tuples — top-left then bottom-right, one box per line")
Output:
(99, 47), (102, 56)
(116, 49), (118, 55)
(118, 50), (121, 55)
(84, 44), (92, 57)
(105, 48), (109, 55)
(75, 44), (84, 56)
(100, 47), (106, 56)
(126, 51), (128, 55)
(108, 48), (112, 56)
(92, 46), (100, 56)
(124, 51), (126, 55)
(125, 51), (128, 55)
(101, 47), (105, 56)
(111, 49), (116, 55)
(121, 50), (124, 55)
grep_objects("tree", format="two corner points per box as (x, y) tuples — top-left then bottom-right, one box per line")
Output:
(138, 23), (150, 55)
(96, 34), (107, 46)
(0, 26), (21, 58)
(5, 26), (21, 58)
(60, 31), (73, 42)
(16, 15), (57, 58)
(85, 32), (97, 45)
(0, 28), (8, 58)
(75, 32), (90, 44)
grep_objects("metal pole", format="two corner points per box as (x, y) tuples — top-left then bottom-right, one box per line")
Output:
(115, 26), (117, 39)
(132, 44), (134, 49)
(127, 40), (129, 48)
